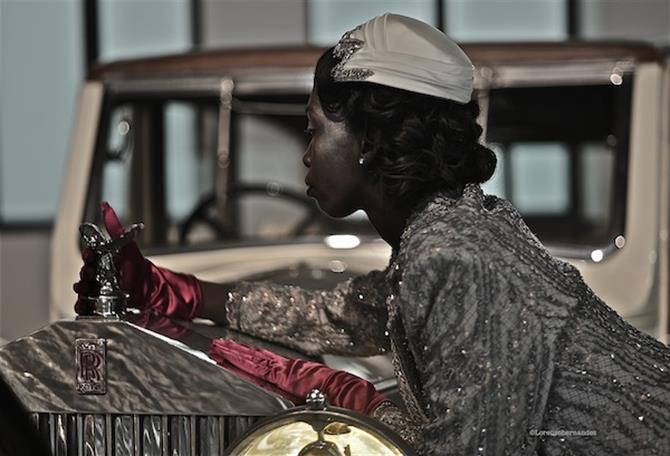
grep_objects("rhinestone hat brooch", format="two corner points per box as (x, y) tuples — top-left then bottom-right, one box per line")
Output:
(331, 26), (374, 82)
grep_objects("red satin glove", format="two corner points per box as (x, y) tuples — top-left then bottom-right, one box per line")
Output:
(73, 202), (203, 319)
(209, 339), (389, 415)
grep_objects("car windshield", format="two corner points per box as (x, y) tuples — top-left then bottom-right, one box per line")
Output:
(86, 75), (632, 257)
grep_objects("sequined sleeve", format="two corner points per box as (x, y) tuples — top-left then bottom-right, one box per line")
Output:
(400, 250), (560, 455)
(224, 270), (390, 357)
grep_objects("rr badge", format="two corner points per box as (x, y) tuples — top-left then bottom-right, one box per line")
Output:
(75, 338), (107, 395)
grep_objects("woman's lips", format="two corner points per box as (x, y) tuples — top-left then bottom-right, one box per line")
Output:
(305, 177), (315, 196)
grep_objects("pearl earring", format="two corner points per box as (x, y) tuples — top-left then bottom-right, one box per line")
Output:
(358, 157), (365, 165)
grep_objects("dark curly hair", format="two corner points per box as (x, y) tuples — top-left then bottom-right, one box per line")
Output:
(314, 47), (497, 206)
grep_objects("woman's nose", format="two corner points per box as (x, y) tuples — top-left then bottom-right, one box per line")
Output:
(302, 144), (312, 168)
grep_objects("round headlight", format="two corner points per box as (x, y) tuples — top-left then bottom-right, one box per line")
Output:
(225, 390), (416, 456)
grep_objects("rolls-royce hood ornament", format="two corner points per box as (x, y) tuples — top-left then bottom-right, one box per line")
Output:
(78, 221), (143, 318)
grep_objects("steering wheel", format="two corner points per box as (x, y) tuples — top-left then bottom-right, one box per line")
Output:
(178, 183), (329, 244)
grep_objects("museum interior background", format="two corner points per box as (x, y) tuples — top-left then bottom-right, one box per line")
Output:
(0, 0), (669, 343)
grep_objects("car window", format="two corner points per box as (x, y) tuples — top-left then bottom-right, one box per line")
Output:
(87, 77), (632, 257)
(86, 93), (376, 253)
(481, 81), (632, 251)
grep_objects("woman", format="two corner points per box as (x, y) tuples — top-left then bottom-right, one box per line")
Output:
(75, 13), (670, 455)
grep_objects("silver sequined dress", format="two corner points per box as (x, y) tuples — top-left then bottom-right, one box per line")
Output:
(224, 184), (670, 455)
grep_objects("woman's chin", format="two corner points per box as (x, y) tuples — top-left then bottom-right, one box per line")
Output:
(308, 190), (355, 219)
(319, 202), (356, 219)
(313, 198), (337, 218)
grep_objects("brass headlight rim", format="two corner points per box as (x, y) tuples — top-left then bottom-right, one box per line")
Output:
(223, 404), (416, 456)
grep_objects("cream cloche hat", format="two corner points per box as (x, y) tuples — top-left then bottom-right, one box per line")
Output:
(331, 13), (474, 104)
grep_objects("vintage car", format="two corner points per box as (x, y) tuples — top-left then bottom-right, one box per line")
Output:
(2, 41), (669, 454)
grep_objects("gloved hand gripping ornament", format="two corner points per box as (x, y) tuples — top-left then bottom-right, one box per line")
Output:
(77, 221), (143, 317)
(74, 202), (203, 319)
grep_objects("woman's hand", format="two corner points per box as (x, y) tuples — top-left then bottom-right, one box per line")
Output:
(72, 202), (203, 320)
(209, 339), (389, 415)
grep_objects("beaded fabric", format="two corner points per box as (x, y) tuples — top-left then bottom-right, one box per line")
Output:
(225, 184), (670, 455)
(331, 25), (374, 83)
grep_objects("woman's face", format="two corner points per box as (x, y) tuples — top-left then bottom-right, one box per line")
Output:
(303, 88), (367, 218)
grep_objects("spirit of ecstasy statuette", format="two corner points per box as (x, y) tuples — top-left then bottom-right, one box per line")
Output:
(78, 221), (143, 318)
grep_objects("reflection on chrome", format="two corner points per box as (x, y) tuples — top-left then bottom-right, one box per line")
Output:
(325, 235), (361, 249)
(615, 235), (626, 249)
(266, 181), (283, 196)
(329, 260), (348, 273)
(591, 249), (604, 262)
(239, 422), (317, 455)
(610, 73), (623, 86)
(117, 120), (130, 135)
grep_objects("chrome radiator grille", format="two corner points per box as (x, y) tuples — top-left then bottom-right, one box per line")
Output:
(33, 413), (258, 456)
(0, 318), (293, 456)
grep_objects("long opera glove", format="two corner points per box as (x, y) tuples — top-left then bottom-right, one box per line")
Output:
(208, 352), (304, 404)
(73, 202), (203, 319)
(209, 339), (389, 415)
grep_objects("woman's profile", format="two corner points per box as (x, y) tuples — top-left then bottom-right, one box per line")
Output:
(74, 13), (670, 455)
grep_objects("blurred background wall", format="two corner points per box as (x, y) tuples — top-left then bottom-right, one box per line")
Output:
(0, 0), (668, 342)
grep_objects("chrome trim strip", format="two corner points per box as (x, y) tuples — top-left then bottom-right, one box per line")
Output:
(106, 78), (224, 98)
(160, 416), (168, 456)
(106, 414), (112, 456)
(199, 416), (221, 454)
(50, 413), (56, 453)
(74, 414), (84, 456)
(55, 414), (67, 456)
(190, 416), (197, 456)
(141, 415), (162, 456)
(548, 240), (620, 262)
(113, 416), (133, 456)
(476, 59), (636, 89)
(171, 416), (190, 455)
(133, 415), (140, 456)
(77, 414), (83, 456)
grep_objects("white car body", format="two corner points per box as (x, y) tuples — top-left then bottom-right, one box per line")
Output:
(52, 44), (670, 345)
